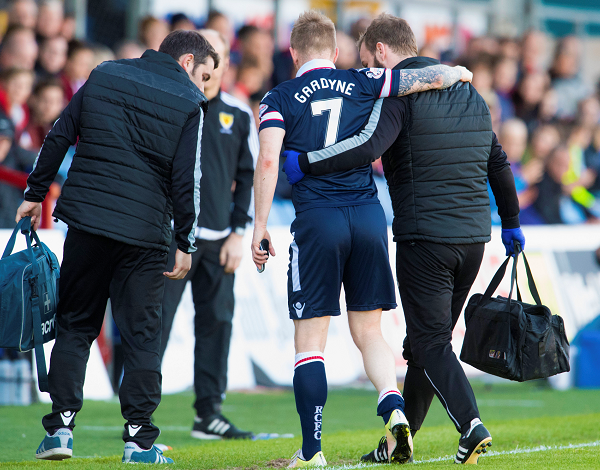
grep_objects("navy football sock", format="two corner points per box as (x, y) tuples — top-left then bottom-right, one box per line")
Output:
(293, 352), (327, 461)
(377, 388), (405, 425)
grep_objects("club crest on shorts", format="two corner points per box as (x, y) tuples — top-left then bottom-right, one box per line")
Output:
(293, 302), (305, 318)
(219, 112), (234, 134)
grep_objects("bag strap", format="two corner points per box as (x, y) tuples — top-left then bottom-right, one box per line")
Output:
(23, 221), (50, 392)
(479, 242), (523, 311)
(521, 252), (542, 306)
(1, 217), (29, 259)
(505, 252), (519, 312)
(31, 285), (50, 392)
(481, 256), (511, 302)
(515, 261), (522, 303)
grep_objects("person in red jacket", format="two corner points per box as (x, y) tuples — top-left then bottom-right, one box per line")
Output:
(0, 68), (35, 143)
(24, 78), (65, 151)
(59, 40), (95, 102)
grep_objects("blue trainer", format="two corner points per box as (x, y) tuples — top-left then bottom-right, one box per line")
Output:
(36, 428), (73, 460)
(122, 442), (174, 464)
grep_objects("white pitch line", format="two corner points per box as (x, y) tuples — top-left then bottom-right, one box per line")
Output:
(414, 440), (600, 464)
(322, 441), (600, 469)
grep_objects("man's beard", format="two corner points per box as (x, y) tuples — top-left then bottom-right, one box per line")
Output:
(373, 57), (385, 68)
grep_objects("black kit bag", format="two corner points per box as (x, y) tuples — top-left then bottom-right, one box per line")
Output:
(460, 246), (570, 382)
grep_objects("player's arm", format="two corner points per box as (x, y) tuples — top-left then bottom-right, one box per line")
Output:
(284, 98), (406, 181)
(251, 126), (282, 269)
(367, 65), (471, 100)
(394, 65), (471, 96)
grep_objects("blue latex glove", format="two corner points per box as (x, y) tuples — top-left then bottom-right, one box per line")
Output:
(282, 150), (305, 185)
(501, 227), (525, 256)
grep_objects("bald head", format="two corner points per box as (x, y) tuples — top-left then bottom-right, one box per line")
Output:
(500, 118), (528, 163)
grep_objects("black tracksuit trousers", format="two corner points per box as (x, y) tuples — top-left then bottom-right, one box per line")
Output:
(159, 237), (234, 418)
(42, 228), (168, 449)
(396, 240), (485, 434)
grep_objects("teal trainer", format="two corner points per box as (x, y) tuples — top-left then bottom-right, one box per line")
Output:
(36, 428), (73, 460)
(122, 442), (174, 464)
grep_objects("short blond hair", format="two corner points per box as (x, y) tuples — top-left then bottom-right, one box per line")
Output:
(290, 10), (336, 57)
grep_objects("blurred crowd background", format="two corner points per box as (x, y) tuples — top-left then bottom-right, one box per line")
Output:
(1, 0), (600, 231)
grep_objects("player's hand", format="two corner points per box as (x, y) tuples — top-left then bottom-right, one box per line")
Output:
(164, 249), (191, 280)
(220, 232), (244, 273)
(16, 201), (42, 231)
(251, 227), (275, 270)
(455, 65), (473, 83)
(282, 150), (305, 185)
(501, 227), (525, 257)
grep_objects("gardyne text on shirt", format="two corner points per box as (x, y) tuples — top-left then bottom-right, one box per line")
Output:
(294, 79), (356, 103)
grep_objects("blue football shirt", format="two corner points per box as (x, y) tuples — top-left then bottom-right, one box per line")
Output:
(259, 59), (402, 212)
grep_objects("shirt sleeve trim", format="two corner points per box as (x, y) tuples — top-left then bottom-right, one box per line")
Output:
(379, 69), (392, 98)
(260, 111), (284, 123)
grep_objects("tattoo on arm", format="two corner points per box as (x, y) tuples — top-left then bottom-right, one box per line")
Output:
(397, 65), (461, 96)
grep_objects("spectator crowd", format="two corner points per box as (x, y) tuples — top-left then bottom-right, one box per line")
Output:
(0, 0), (599, 227)
(461, 31), (600, 224)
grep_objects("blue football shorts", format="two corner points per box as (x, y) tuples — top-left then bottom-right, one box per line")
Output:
(287, 203), (397, 319)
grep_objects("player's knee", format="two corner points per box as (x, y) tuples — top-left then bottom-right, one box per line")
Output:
(348, 322), (383, 351)
(294, 317), (330, 352)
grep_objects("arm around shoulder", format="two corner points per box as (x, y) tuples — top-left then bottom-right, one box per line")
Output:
(395, 65), (472, 96)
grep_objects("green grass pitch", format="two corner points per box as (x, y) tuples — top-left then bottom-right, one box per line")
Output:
(1, 380), (600, 469)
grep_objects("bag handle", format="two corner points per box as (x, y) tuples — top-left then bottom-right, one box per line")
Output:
(481, 255), (511, 302)
(521, 252), (542, 306)
(480, 241), (542, 309)
(505, 250), (519, 312)
(1, 217), (31, 259)
(509, 243), (542, 307)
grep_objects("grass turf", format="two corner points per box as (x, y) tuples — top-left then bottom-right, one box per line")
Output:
(1, 380), (600, 468)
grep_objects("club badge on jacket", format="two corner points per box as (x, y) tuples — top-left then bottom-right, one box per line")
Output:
(219, 112), (234, 134)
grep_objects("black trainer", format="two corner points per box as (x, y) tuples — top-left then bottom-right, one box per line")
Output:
(361, 436), (414, 464)
(454, 418), (492, 464)
(361, 436), (389, 463)
(191, 414), (254, 440)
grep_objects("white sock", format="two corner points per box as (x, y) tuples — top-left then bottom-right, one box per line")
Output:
(377, 387), (403, 406)
(294, 351), (324, 370)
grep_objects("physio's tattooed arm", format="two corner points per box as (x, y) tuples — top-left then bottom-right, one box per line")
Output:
(396, 65), (471, 96)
